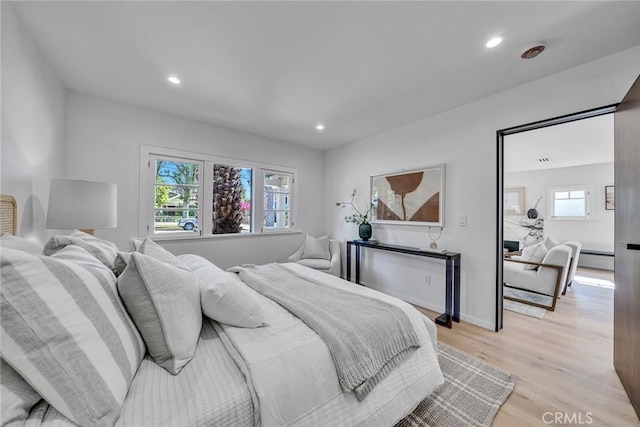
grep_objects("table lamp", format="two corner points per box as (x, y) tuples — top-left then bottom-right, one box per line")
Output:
(46, 179), (117, 235)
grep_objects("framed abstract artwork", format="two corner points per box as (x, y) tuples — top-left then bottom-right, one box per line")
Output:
(370, 164), (445, 226)
(605, 185), (615, 210)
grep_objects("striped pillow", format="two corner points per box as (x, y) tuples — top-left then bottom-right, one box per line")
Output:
(43, 230), (119, 274)
(1, 358), (42, 426)
(0, 246), (145, 427)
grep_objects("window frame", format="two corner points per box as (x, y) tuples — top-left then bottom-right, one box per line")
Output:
(547, 185), (591, 220)
(262, 169), (295, 232)
(139, 145), (298, 240)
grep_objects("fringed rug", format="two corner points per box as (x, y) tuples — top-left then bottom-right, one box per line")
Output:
(503, 299), (546, 319)
(397, 343), (516, 427)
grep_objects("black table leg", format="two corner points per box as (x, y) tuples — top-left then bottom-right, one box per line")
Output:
(453, 255), (460, 323)
(346, 242), (352, 282)
(355, 245), (361, 285)
(435, 258), (453, 328)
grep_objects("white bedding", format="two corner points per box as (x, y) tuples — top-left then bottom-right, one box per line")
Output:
(215, 263), (444, 427)
(21, 260), (443, 427)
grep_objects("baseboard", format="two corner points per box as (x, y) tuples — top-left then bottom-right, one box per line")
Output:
(362, 281), (495, 331)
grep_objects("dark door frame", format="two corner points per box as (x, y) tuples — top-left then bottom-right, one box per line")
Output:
(495, 104), (618, 331)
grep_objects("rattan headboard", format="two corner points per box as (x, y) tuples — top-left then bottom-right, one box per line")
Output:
(1, 194), (17, 235)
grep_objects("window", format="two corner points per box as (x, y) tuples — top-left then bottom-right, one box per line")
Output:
(263, 170), (293, 231)
(548, 187), (590, 219)
(212, 164), (253, 234)
(151, 156), (203, 235)
(140, 146), (296, 238)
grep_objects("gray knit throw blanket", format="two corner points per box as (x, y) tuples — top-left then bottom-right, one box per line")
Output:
(228, 263), (421, 401)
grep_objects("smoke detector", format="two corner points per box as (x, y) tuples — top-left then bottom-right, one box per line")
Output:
(521, 45), (545, 59)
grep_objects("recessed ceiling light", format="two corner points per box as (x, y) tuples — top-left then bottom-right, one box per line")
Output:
(315, 123), (325, 131)
(167, 76), (181, 85)
(485, 36), (504, 48)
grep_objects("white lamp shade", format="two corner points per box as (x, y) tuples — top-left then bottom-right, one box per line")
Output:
(46, 179), (117, 230)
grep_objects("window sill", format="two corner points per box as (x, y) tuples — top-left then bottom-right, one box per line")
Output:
(151, 229), (302, 243)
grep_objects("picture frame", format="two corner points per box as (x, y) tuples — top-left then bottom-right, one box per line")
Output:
(370, 164), (445, 226)
(605, 185), (615, 210)
(504, 187), (525, 216)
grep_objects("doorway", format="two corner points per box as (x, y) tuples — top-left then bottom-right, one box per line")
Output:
(495, 104), (617, 331)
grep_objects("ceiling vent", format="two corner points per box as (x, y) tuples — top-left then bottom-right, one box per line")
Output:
(538, 157), (549, 163)
(521, 45), (545, 59)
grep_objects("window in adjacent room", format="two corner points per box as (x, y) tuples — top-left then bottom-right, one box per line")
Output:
(548, 187), (590, 219)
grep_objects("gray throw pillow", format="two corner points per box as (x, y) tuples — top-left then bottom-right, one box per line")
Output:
(117, 252), (201, 375)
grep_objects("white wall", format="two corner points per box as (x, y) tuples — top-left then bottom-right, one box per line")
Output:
(62, 92), (325, 268)
(0, 3), (66, 243)
(324, 47), (639, 330)
(505, 163), (614, 248)
(505, 162), (615, 270)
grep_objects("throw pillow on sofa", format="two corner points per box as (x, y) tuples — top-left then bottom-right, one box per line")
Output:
(117, 252), (201, 375)
(301, 235), (331, 260)
(180, 254), (265, 328)
(521, 241), (548, 270)
(1, 246), (145, 427)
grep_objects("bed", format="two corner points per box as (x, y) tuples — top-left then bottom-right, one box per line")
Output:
(1, 196), (444, 427)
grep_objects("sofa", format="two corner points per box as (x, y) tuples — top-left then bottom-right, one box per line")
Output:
(1, 230), (443, 427)
(503, 244), (572, 311)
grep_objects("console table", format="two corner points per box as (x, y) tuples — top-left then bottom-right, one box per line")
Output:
(345, 240), (461, 328)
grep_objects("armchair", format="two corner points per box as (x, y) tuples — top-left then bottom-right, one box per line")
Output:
(503, 244), (572, 311)
(287, 238), (341, 277)
(562, 241), (582, 292)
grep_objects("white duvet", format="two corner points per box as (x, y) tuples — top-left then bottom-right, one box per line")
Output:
(218, 263), (444, 427)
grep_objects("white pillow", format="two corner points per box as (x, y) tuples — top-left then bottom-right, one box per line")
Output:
(0, 233), (43, 254)
(138, 237), (189, 270)
(1, 246), (145, 426)
(544, 235), (560, 249)
(180, 254), (264, 328)
(117, 252), (201, 375)
(521, 241), (548, 270)
(301, 235), (331, 260)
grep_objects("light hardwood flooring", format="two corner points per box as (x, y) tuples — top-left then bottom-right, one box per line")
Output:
(416, 268), (640, 427)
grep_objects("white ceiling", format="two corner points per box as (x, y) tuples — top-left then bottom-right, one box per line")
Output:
(504, 113), (614, 173)
(10, 1), (640, 150)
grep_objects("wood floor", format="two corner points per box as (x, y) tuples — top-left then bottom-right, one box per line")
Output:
(417, 269), (640, 427)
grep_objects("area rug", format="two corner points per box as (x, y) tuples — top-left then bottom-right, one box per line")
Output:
(397, 343), (516, 427)
(503, 299), (546, 319)
(504, 286), (553, 311)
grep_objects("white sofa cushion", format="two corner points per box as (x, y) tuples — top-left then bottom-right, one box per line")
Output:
(296, 258), (332, 270)
(1, 246), (145, 427)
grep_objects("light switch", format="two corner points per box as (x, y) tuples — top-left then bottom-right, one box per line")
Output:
(459, 215), (467, 226)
